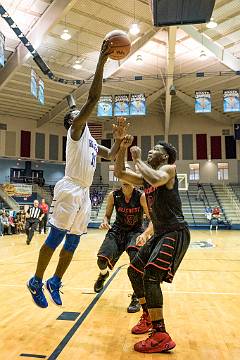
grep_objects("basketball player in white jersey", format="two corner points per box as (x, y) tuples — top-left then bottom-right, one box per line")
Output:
(27, 40), (128, 308)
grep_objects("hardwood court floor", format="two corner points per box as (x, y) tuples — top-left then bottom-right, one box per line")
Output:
(0, 229), (239, 360)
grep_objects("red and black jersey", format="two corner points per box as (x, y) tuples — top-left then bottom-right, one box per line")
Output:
(113, 188), (144, 231)
(144, 175), (187, 235)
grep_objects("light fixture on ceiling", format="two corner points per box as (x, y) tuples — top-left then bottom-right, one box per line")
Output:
(136, 54), (143, 63)
(60, 29), (71, 40)
(206, 17), (217, 29)
(130, 23), (140, 36)
(200, 49), (207, 60)
(60, 16), (71, 40)
(130, 0), (140, 36)
(72, 59), (82, 70)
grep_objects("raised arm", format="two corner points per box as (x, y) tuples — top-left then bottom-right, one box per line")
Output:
(97, 117), (129, 160)
(114, 136), (144, 186)
(99, 192), (114, 230)
(130, 147), (176, 187)
(70, 41), (111, 141)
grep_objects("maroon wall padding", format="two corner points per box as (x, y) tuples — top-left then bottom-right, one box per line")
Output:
(196, 134), (207, 160)
(127, 136), (138, 161)
(20, 130), (31, 158)
(211, 136), (222, 159)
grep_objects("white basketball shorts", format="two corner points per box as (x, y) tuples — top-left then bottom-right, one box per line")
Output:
(49, 177), (91, 235)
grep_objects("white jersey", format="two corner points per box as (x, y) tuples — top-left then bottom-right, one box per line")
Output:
(65, 124), (98, 187)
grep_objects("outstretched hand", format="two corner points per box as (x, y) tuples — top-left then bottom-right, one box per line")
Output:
(112, 117), (130, 140)
(130, 146), (142, 163)
(99, 39), (113, 64)
(120, 135), (134, 149)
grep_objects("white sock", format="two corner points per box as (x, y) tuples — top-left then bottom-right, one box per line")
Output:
(100, 268), (108, 276)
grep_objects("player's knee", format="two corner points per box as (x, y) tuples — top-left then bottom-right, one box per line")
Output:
(63, 234), (81, 253)
(97, 257), (108, 270)
(143, 268), (163, 285)
(127, 265), (140, 282)
(45, 226), (67, 250)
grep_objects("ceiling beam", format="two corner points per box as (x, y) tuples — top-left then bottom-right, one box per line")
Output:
(37, 28), (159, 128)
(0, 0), (79, 90)
(179, 25), (240, 71)
(165, 27), (176, 139)
(176, 89), (230, 125)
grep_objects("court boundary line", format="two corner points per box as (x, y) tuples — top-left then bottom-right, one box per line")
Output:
(46, 264), (126, 360)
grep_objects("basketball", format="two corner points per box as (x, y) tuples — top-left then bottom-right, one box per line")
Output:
(105, 30), (131, 60)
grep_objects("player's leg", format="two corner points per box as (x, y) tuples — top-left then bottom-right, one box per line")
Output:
(46, 187), (91, 305)
(134, 228), (190, 353)
(126, 231), (142, 313)
(94, 227), (122, 292)
(28, 219), (38, 243)
(25, 219), (31, 244)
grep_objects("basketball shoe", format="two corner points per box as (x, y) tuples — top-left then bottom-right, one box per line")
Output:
(27, 277), (48, 308)
(131, 312), (152, 334)
(94, 271), (109, 293)
(46, 276), (63, 306)
(134, 330), (176, 353)
(127, 293), (140, 313)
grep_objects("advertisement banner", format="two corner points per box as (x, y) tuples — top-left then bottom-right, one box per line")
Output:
(223, 89), (240, 112)
(97, 95), (113, 116)
(195, 90), (211, 113)
(3, 183), (33, 197)
(130, 94), (146, 115)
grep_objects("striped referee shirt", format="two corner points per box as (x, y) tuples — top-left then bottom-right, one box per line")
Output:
(27, 206), (43, 219)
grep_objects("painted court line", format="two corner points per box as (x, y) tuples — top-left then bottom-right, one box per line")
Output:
(20, 354), (47, 358)
(46, 265), (124, 360)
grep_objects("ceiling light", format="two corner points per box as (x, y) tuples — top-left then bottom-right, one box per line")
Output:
(72, 59), (82, 70)
(206, 18), (217, 29)
(200, 49), (207, 60)
(130, 23), (140, 36)
(60, 29), (71, 41)
(136, 54), (143, 64)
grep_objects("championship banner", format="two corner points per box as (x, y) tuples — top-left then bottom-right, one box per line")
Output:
(234, 124), (240, 140)
(31, 69), (37, 98)
(38, 78), (45, 105)
(195, 91), (211, 113)
(0, 31), (5, 68)
(3, 183), (33, 197)
(97, 95), (113, 117)
(223, 89), (240, 113)
(114, 94), (130, 116)
(130, 94), (146, 115)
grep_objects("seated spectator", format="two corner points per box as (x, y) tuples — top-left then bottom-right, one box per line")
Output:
(205, 207), (212, 221)
(8, 214), (16, 234)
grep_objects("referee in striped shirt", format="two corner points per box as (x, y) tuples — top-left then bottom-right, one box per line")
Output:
(26, 200), (44, 245)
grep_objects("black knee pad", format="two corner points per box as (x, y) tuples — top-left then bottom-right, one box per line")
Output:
(143, 268), (163, 308)
(97, 256), (108, 270)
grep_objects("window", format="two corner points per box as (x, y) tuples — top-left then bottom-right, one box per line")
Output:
(189, 163), (200, 181)
(218, 163), (228, 181)
(109, 164), (118, 182)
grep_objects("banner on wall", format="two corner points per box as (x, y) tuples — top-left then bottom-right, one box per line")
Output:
(30, 69), (37, 98)
(195, 90), (211, 113)
(223, 89), (240, 113)
(2, 183), (33, 197)
(38, 78), (45, 105)
(130, 94), (146, 115)
(97, 95), (113, 116)
(114, 94), (130, 116)
(0, 31), (5, 68)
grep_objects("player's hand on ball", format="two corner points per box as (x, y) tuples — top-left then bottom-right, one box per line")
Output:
(130, 146), (141, 162)
(99, 39), (113, 63)
(136, 233), (148, 246)
(112, 117), (130, 140)
(120, 135), (133, 149)
(99, 221), (111, 230)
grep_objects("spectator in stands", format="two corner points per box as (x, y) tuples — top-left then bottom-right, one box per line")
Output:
(205, 207), (212, 221)
(196, 182), (203, 201)
(8, 213), (16, 234)
(19, 210), (26, 232)
(210, 206), (221, 231)
(1, 213), (11, 235)
(14, 213), (21, 234)
(39, 199), (49, 234)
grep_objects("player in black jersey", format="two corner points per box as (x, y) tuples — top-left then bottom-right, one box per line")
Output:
(94, 181), (153, 313)
(115, 136), (190, 354)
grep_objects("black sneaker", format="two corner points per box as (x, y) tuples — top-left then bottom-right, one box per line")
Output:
(127, 293), (141, 313)
(94, 271), (109, 293)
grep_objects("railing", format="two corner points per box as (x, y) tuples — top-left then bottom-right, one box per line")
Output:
(222, 183), (240, 215)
